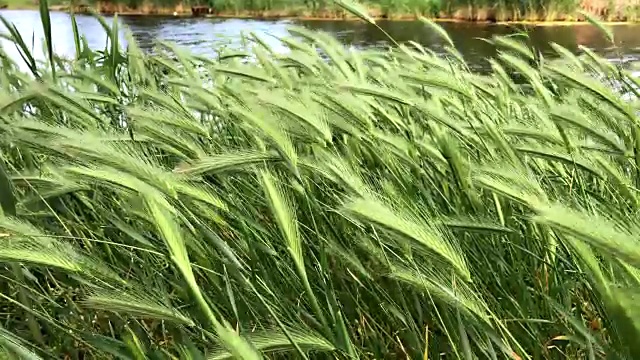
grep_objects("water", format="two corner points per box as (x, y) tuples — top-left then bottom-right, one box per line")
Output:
(2, 9), (640, 71)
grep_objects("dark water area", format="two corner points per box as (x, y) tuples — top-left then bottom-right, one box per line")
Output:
(1, 10), (640, 71)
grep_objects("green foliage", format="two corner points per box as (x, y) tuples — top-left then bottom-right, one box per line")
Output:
(0, 0), (605, 21)
(1, 6), (640, 360)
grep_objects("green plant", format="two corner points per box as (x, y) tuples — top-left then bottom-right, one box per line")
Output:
(0, 3), (640, 360)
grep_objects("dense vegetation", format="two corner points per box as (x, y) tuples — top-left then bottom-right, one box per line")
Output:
(198, 0), (583, 21)
(76, 0), (640, 22)
(4, 0), (638, 22)
(2, 4), (640, 359)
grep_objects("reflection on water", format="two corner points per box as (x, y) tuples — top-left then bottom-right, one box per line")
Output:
(1, 9), (640, 70)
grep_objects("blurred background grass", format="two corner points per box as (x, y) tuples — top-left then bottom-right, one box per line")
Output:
(2, 0), (636, 22)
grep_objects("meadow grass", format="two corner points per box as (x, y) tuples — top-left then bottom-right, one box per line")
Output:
(1, 3), (640, 359)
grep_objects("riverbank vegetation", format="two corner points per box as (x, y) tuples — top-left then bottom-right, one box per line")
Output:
(3, 0), (640, 22)
(1, 3), (640, 358)
(60, 0), (640, 22)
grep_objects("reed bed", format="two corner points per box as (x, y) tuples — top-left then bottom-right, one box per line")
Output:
(1, 5), (640, 359)
(4, 0), (633, 22)
(60, 0), (611, 22)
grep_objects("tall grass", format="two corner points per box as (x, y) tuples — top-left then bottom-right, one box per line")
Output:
(1, 4), (640, 359)
(63, 0), (628, 22)
(1, 0), (631, 22)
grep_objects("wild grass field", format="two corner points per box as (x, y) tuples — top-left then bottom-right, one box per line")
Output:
(1, 3), (640, 359)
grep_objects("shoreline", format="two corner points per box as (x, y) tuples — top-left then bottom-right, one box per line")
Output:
(2, 4), (638, 24)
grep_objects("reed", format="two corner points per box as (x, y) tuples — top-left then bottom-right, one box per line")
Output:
(81, 0), (640, 21)
(0, 3), (640, 359)
(4, 0), (638, 22)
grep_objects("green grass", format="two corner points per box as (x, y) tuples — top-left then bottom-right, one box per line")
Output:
(2, 0), (636, 22)
(0, 0), (65, 9)
(77, 0), (640, 22)
(1, 3), (640, 359)
(0, 0), (36, 9)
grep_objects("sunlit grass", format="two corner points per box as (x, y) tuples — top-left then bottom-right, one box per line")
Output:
(0, 3), (640, 359)
(0, 0), (65, 9)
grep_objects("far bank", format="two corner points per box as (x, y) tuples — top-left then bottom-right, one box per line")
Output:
(3, 0), (640, 23)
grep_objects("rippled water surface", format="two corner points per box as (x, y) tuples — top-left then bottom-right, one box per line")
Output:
(2, 10), (640, 70)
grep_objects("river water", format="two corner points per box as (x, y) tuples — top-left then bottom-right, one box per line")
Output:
(1, 9), (640, 71)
